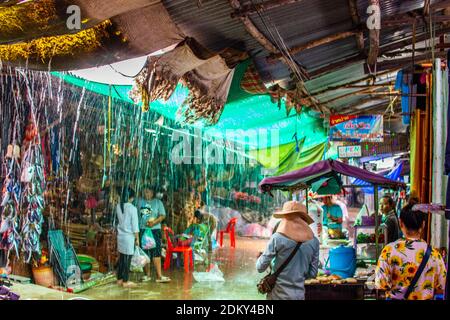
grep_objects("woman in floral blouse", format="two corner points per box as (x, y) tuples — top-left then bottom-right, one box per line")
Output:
(375, 204), (447, 300)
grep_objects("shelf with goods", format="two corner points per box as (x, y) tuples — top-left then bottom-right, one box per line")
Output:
(353, 224), (386, 262)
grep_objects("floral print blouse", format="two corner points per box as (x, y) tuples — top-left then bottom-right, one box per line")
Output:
(375, 238), (447, 300)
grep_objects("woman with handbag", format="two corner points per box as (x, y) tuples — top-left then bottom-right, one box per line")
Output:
(375, 204), (447, 300)
(116, 187), (140, 288)
(256, 201), (320, 300)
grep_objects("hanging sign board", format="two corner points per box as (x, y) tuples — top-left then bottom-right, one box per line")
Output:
(338, 145), (362, 158)
(329, 115), (384, 142)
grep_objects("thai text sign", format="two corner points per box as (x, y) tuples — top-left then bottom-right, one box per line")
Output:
(330, 115), (383, 142)
(338, 145), (362, 158)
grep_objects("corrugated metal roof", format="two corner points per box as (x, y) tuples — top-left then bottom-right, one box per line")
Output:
(163, 0), (261, 52)
(161, 0), (442, 114)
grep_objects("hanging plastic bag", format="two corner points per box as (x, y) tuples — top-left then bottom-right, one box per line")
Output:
(141, 228), (156, 250)
(130, 246), (150, 272)
(193, 263), (225, 282)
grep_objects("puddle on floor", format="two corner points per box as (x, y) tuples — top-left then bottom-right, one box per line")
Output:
(82, 237), (267, 300)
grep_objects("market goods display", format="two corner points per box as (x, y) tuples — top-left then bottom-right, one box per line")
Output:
(305, 275), (359, 285)
(356, 233), (384, 244)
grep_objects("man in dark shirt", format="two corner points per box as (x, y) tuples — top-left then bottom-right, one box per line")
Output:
(379, 195), (400, 243)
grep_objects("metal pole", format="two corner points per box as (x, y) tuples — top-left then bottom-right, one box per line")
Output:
(306, 188), (309, 213)
(374, 185), (380, 261)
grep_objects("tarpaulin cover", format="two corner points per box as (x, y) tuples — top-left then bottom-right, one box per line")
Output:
(52, 60), (328, 151)
(249, 141), (327, 175)
(259, 159), (406, 193)
(351, 161), (404, 193)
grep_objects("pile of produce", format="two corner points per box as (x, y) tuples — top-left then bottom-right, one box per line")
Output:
(356, 233), (384, 244)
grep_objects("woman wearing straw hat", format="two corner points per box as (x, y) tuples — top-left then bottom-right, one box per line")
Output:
(256, 201), (320, 300)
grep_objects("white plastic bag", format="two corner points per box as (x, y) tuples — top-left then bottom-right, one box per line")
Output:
(193, 264), (225, 282)
(130, 246), (150, 272)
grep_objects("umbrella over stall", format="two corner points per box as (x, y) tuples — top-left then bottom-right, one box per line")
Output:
(259, 159), (406, 260)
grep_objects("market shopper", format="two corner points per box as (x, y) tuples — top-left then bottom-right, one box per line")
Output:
(375, 204), (447, 300)
(302, 194), (323, 242)
(116, 187), (139, 288)
(198, 203), (219, 251)
(137, 186), (171, 283)
(256, 201), (320, 300)
(322, 196), (343, 239)
(379, 195), (401, 243)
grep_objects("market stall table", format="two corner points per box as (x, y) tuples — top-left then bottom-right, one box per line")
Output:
(305, 280), (366, 300)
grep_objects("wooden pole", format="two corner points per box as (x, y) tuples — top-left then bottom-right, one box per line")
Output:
(339, 97), (389, 113)
(309, 53), (366, 78)
(367, 0), (380, 66)
(318, 87), (382, 105)
(310, 69), (395, 96)
(380, 27), (450, 54)
(348, 0), (365, 50)
(374, 185), (380, 262)
(231, 0), (304, 18)
(227, 0), (329, 114)
(383, 15), (450, 26)
(227, 0), (310, 81)
(345, 82), (395, 88)
(310, 27), (450, 78)
(369, 51), (447, 72)
(430, 0), (450, 11)
(268, 31), (359, 60)
(340, 99), (399, 115)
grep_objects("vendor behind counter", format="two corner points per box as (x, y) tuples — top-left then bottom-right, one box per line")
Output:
(322, 196), (344, 239)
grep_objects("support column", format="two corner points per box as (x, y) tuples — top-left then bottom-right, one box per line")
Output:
(432, 58), (449, 249)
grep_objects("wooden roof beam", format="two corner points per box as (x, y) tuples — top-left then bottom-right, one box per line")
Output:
(230, 0), (304, 18)
(318, 87), (386, 106)
(228, 0), (328, 113)
(352, 100), (400, 115)
(365, 51), (447, 73)
(431, 0), (450, 10)
(382, 14), (450, 27)
(310, 69), (396, 96)
(367, 0), (380, 67)
(339, 98), (390, 114)
(310, 26), (450, 78)
(348, 0), (365, 51)
(268, 30), (359, 61)
(228, 0), (310, 79)
(309, 53), (366, 78)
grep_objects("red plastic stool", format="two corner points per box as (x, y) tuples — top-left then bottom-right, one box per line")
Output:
(163, 227), (193, 273)
(217, 217), (238, 248)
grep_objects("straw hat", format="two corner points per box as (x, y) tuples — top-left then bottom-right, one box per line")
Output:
(273, 201), (314, 225)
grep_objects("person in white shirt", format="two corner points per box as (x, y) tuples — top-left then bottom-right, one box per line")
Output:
(116, 187), (139, 288)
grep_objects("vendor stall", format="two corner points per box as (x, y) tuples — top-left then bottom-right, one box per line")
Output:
(259, 159), (406, 299)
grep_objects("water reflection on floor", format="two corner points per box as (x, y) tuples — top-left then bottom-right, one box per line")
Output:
(83, 236), (268, 300)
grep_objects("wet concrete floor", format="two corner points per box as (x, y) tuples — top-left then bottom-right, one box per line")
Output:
(82, 236), (267, 300)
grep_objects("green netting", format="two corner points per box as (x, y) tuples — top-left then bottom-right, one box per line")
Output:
(51, 60), (327, 152)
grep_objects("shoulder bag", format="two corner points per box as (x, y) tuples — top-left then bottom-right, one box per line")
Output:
(257, 242), (302, 295)
(402, 244), (432, 300)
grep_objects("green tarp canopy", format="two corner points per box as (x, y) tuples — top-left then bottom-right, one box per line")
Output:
(52, 60), (335, 174)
